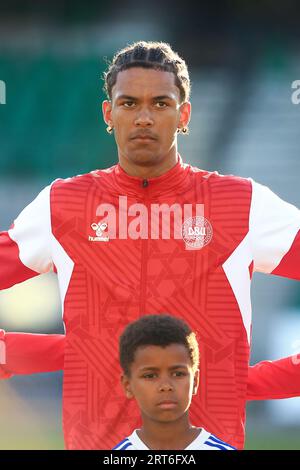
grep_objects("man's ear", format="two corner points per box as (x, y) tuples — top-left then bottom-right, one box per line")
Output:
(192, 369), (200, 396)
(121, 373), (134, 399)
(178, 101), (191, 129)
(102, 100), (113, 127)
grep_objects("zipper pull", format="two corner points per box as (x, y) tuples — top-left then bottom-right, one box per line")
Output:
(142, 179), (149, 188)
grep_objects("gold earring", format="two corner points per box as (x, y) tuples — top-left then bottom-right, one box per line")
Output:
(177, 126), (188, 135)
(106, 125), (113, 134)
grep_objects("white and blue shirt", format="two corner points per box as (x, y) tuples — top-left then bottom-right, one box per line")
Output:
(113, 428), (236, 450)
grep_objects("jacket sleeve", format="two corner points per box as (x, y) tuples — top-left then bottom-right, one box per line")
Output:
(247, 355), (300, 401)
(0, 185), (54, 290)
(249, 180), (300, 280)
(0, 329), (65, 376)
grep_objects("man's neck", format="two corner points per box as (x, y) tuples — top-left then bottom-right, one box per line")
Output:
(118, 152), (178, 179)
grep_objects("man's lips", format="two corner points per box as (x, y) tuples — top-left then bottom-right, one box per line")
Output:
(130, 134), (157, 141)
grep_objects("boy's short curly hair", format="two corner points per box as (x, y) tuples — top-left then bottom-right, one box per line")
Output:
(119, 314), (199, 377)
(103, 41), (191, 103)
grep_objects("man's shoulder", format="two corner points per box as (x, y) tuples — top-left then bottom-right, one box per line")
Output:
(51, 165), (117, 191)
(190, 165), (253, 191)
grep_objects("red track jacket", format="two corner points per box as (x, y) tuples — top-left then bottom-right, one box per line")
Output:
(1, 156), (300, 448)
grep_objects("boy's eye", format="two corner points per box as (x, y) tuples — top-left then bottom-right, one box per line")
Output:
(142, 373), (156, 379)
(173, 371), (187, 377)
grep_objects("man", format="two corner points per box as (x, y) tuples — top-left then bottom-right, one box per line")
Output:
(0, 41), (300, 449)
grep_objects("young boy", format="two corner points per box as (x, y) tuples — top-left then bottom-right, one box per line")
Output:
(1, 326), (300, 449)
(112, 314), (235, 450)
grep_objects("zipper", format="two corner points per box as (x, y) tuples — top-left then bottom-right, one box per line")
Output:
(139, 179), (150, 315)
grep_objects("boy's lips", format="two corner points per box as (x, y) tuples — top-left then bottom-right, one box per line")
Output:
(156, 400), (178, 409)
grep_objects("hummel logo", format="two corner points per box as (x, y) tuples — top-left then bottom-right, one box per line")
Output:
(88, 222), (109, 242)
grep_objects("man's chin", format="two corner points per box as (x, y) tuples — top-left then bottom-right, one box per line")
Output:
(128, 153), (162, 167)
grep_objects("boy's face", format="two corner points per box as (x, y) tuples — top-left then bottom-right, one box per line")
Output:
(121, 343), (199, 424)
(102, 67), (191, 168)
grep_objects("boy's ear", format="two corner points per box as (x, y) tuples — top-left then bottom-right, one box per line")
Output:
(192, 369), (200, 395)
(121, 374), (134, 399)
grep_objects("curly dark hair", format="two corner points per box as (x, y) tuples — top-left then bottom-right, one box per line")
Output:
(119, 314), (199, 377)
(103, 41), (191, 104)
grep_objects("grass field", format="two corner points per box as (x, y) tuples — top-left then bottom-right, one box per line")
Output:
(245, 431), (300, 450)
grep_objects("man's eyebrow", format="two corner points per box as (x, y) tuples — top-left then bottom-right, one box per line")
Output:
(115, 94), (137, 101)
(152, 95), (175, 101)
(115, 94), (175, 101)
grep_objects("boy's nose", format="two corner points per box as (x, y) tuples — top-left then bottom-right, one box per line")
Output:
(158, 381), (174, 392)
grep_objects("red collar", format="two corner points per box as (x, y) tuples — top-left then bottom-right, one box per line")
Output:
(113, 155), (192, 197)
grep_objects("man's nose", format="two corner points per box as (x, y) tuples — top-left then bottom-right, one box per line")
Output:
(134, 108), (154, 127)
